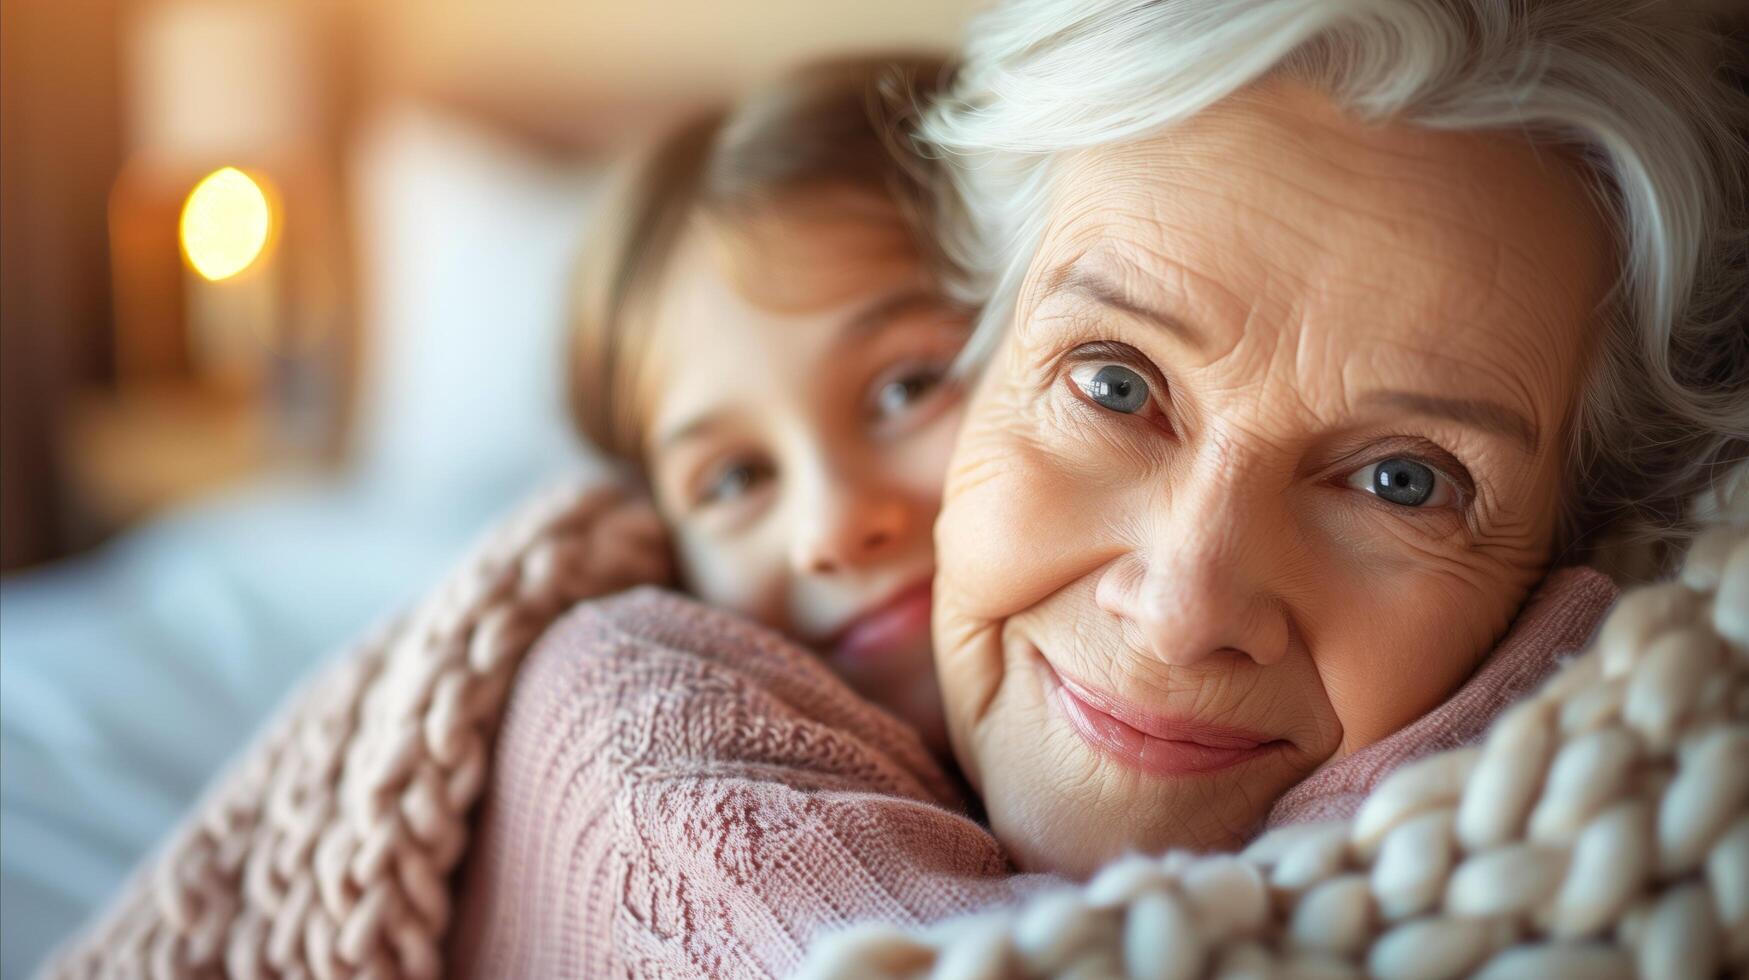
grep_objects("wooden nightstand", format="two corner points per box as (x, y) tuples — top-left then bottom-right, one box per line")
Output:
(62, 382), (270, 530)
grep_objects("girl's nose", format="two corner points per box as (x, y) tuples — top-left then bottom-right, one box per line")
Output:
(790, 489), (913, 575)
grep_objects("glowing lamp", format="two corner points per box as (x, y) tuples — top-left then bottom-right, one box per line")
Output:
(179, 167), (272, 281)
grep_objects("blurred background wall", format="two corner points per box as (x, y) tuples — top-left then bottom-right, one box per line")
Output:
(1, 0), (123, 569)
(0, 0), (978, 573)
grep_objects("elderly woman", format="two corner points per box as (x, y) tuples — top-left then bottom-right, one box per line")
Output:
(918, 0), (1748, 876)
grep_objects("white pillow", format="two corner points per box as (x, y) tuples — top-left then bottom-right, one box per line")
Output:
(349, 103), (605, 513)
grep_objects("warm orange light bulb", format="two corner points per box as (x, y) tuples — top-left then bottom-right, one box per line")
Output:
(179, 167), (272, 281)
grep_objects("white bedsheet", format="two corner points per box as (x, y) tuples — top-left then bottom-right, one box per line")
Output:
(0, 470), (579, 976)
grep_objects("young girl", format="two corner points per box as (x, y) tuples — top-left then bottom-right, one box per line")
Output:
(446, 56), (1019, 975)
(564, 54), (969, 752)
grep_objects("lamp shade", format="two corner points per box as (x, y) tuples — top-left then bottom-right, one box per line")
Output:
(125, 0), (318, 168)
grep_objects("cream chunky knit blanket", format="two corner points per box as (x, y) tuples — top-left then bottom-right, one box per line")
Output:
(40, 478), (1749, 979)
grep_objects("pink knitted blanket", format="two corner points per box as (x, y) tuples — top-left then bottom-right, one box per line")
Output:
(449, 569), (1616, 978)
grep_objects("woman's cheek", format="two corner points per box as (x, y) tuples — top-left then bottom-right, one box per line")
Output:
(938, 364), (1117, 618)
(933, 383), (1128, 769)
(937, 418), (1107, 621)
(1319, 560), (1527, 755)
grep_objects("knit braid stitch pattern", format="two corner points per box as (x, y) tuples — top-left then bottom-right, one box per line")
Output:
(41, 481), (672, 980)
(799, 523), (1749, 980)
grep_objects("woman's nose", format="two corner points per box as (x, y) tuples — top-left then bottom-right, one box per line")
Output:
(789, 487), (914, 576)
(1094, 486), (1291, 669)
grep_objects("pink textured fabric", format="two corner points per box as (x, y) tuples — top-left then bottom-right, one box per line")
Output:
(451, 568), (1617, 977)
(448, 587), (1052, 978)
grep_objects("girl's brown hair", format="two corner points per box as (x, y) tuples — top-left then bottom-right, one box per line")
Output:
(567, 54), (956, 466)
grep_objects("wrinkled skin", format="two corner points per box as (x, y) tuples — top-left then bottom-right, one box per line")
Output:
(934, 83), (1611, 876)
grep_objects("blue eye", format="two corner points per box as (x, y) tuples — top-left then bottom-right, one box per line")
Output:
(1071, 363), (1152, 414)
(1347, 457), (1454, 508)
(699, 458), (772, 507)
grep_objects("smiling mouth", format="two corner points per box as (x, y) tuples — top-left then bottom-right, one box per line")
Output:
(829, 578), (934, 668)
(1033, 651), (1287, 777)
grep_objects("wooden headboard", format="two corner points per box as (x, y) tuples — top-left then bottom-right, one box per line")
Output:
(358, 0), (981, 156)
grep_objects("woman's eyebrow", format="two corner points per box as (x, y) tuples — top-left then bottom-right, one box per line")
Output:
(1040, 265), (1204, 347)
(1044, 264), (1539, 451)
(1360, 390), (1540, 452)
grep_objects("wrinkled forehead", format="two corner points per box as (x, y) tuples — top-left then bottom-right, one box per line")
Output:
(1028, 83), (1613, 396)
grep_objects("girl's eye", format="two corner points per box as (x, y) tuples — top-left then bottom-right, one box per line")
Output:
(1346, 457), (1456, 508)
(1069, 362), (1153, 414)
(699, 458), (773, 507)
(872, 365), (948, 422)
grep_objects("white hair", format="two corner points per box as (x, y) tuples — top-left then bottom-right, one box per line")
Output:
(919, 0), (1749, 575)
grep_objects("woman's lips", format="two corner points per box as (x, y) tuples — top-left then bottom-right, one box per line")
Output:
(831, 580), (933, 667)
(1037, 655), (1285, 776)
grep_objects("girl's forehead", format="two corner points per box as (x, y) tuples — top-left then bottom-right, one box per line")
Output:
(635, 219), (944, 451)
(698, 203), (926, 313)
